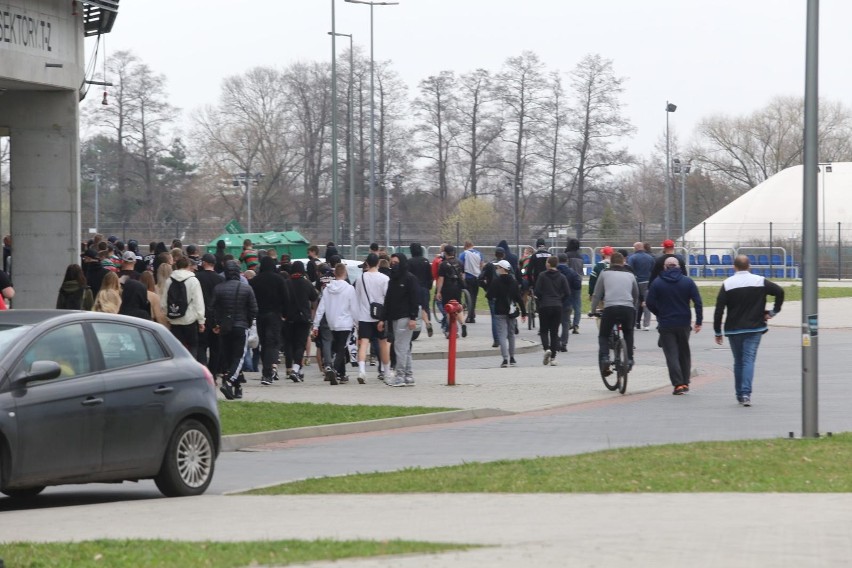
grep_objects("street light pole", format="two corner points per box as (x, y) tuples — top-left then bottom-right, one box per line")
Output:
(345, 0), (399, 247)
(665, 101), (677, 237)
(330, 0), (339, 244)
(673, 158), (691, 243)
(93, 173), (100, 233)
(245, 165), (252, 233)
(330, 31), (355, 251)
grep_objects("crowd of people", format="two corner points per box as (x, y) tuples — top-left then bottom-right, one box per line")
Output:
(0, 231), (785, 406)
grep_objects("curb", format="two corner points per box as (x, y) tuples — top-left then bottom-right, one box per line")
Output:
(222, 408), (515, 452)
(413, 339), (540, 360)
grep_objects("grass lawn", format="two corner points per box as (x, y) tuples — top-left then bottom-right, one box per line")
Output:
(0, 539), (471, 567)
(246, 434), (852, 494)
(218, 402), (457, 435)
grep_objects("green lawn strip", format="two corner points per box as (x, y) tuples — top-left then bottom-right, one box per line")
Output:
(696, 285), (852, 309)
(219, 402), (457, 436)
(0, 539), (473, 568)
(248, 435), (852, 494)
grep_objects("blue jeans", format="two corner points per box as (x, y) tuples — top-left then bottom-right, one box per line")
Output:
(570, 290), (582, 328)
(727, 332), (762, 398)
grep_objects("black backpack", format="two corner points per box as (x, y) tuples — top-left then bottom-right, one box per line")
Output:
(166, 276), (189, 319)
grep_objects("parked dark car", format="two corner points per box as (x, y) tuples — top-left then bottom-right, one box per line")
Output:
(0, 310), (220, 499)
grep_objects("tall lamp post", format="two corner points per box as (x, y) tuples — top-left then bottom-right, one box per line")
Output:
(818, 162), (832, 246)
(329, 31), (355, 251)
(329, 0), (340, 244)
(233, 171), (264, 233)
(665, 101), (677, 237)
(345, 0), (399, 246)
(673, 157), (691, 243)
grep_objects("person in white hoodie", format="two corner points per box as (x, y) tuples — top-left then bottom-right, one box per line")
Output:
(313, 263), (358, 385)
(161, 256), (206, 359)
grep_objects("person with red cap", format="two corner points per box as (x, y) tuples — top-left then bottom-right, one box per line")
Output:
(588, 245), (613, 300)
(649, 239), (687, 286)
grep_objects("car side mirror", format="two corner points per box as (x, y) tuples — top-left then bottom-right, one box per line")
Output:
(16, 360), (62, 384)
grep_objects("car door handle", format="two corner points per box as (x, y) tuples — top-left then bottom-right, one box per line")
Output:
(81, 397), (104, 407)
(153, 386), (174, 395)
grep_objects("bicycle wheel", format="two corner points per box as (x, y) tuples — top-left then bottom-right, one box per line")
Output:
(432, 294), (444, 325)
(601, 338), (620, 391)
(616, 336), (629, 394)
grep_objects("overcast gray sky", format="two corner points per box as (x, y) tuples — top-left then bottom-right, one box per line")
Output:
(97, 0), (852, 158)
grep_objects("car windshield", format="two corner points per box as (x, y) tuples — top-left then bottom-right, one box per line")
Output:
(0, 324), (30, 353)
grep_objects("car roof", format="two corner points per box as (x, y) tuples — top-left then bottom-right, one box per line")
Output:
(0, 310), (160, 329)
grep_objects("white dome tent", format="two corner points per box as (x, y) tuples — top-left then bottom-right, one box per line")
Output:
(683, 163), (852, 278)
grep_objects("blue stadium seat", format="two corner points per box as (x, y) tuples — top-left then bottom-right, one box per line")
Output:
(747, 255), (757, 265)
(689, 254), (696, 265)
(773, 269), (784, 278)
(726, 268), (735, 276)
(758, 254), (769, 266)
(709, 254), (721, 265)
(785, 255), (795, 266)
(771, 254), (783, 265)
(582, 253), (590, 264)
(689, 268), (699, 277)
(697, 254), (708, 265)
(714, 268), (725, 278)
(722, 254), (733, 265)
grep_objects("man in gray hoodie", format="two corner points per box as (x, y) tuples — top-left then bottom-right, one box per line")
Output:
(590, 252), (639, 374)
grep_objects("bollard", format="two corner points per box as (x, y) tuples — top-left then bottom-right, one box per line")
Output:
(444, 299), (463, 386)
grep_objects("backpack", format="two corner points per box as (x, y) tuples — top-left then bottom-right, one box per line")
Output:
(478, 262), (496, 290)
(166, 276), (189, 319)
(442, 259), (466, 289)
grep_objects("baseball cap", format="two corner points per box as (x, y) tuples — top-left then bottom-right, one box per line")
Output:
(121, 251), (136, 263)
(601, 246), (614, 256)
(201, 253), (217, 265)
(495, 260), (511, 271)
(535, 238), (546, 247)
(661, 239), (675, 248)
(81, 248), (98, 259)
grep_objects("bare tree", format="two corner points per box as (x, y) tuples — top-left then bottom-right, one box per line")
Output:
(567, 53), (634, 239)
(413, 71), (457, 210)
(534, 72), (574, 227)
(453, 68), (503, 198)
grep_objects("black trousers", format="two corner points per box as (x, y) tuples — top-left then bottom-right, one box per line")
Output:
(221, 327), (248, 383)
(170, 324), (199, 360)
(283, 321), (311, 369)
(658, 326), (692, 387)
(538, 305), (562, 357)
(257, 312), (282, 378)
(197, 322), (218, 370)
(331, 330), (351, 376)
(465, 278), (479, 320)
(598, 305), (636, 361)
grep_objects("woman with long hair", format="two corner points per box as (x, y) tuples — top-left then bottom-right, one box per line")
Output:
(141, 271), (169, 327)
(56, 263), (94, 310)
(92, 271), (121, 314)
(156, 262), (173, 298)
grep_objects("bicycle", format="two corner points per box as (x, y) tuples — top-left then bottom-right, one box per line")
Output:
(588, 311), (629, 394)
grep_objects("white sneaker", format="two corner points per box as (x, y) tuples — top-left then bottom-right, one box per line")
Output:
(357, 371), (367, 384)
(388, 376), (406, 387)
(404, 376), (415, 386)
(550, 360), (558, 366)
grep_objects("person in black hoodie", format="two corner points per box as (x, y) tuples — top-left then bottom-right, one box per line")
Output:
(383, 253), (420, 387)
(534, 256), (570, 366)
(212, 260), (258, 400)
(564, 238), (585, 334)
(497, 239), (522, 283)
(407, 243), (434, 337)
(487, 260), (527, 367)
(250, 256), (289, 385)
(282, 261), (318, 382)
(195, 253), (225, 369)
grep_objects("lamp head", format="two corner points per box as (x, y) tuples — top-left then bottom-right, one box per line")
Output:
(666, 103), (677, 112)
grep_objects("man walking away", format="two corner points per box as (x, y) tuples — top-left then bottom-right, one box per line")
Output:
(535, 256), (570, 366)
(313, 263), (357, 385)
(212, 260), (258, 400)
(250, 256), (288, 385)
(435, 245), (467, 338)
(646, 256), (703, 395)
(161, 256), (206, 359)
(713, 255), (784, 406)
(407, 243), (434, 337)
(283, 261), (318, 382)
(384, 253), (420, 386)
(627, 242), (655, 330)
(590, 252), (639, 375)
(355, 253), (391, 383)
(479, 247), (508, 348)
(196, 254), (225, 368)
(564, 238), (585, 334)
(459, 241), (483, 323)
(556, 253), (581, 351)
(487, 260), (527, 368)
(528, 238), (551, 288)
(649, 239), (686, 285)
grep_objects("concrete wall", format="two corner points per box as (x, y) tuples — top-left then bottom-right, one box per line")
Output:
(0, 0), (84, 308)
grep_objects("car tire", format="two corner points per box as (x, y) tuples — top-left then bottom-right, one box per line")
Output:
(154, 419), (215, 497)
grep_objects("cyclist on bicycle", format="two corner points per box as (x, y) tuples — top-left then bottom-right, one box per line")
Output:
(589, 251), (639, 376)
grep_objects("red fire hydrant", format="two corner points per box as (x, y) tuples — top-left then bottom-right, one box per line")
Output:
(444, 299), (463, 386)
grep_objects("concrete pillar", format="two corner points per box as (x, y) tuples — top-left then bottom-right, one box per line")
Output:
(4, 90), (81, 308)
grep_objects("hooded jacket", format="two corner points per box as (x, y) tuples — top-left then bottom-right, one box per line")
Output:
(285, 265), (318, 323)
(646, 267), (703, 329)
(534, 269), (571, 309)
(211, 261), (258, 329)
(160, 268), (205, 325)
(57, 280), (94, 311)
(313, 278), (357, 331)
(384, 253), (420, 321)
(407, 243), (433, 291)
(497, 240), (521, 282)
(250, 256), (288, 316)
(119, 278), (152, 320)
(487, 273), (526, 317)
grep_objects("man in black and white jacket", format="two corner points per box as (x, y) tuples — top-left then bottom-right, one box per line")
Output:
(713, 255), (784, 407)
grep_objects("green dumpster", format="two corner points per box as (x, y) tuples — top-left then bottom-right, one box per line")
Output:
(206, 231), (310, 267)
